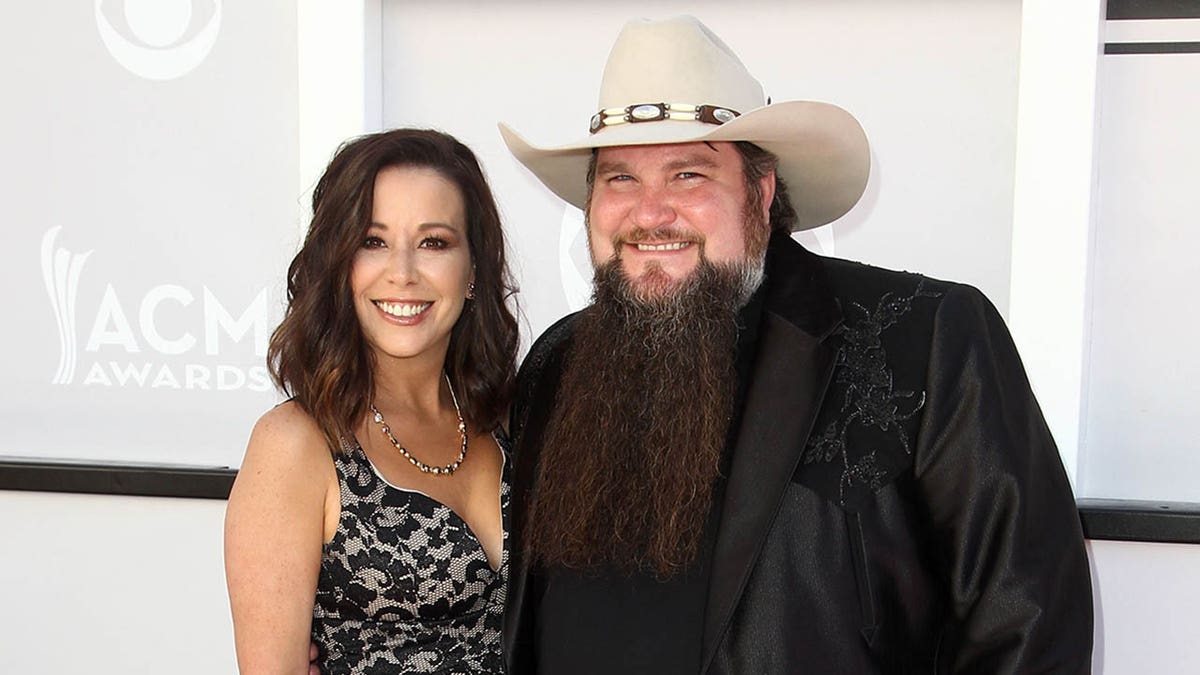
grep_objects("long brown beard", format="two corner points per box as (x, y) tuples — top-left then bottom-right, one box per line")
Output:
(526, 256), (751, 578)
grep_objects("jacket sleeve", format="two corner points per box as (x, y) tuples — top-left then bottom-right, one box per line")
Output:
(913, 284), (1093, 673)
(504, 312), (579, 675)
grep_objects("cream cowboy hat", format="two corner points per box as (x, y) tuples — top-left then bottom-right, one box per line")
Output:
(499, 15), (870, 231)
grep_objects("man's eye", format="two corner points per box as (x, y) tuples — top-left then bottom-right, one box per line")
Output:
(677, 171), (703, 180)
(419, 237), (449, 249)
(362, 236), (386, 249)
(608, 174), (634, 183)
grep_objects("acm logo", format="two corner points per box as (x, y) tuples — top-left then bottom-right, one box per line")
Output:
(41, 227), (272, 392)
(95, 0), (222, 81)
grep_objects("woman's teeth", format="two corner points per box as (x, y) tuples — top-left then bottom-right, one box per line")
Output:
(375, 301), (431, 317)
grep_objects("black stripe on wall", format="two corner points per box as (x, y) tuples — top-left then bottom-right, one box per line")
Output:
(0, 459), (235, 499)
(1078, 499), (1200, 544)
(2, 462), (1200, 544)
(1106, 41), (1200, 53)
(1109, 0), (1200, 19)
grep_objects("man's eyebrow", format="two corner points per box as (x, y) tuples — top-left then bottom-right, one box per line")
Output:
(594, 155), (720, 176)
(594, 160), (629, 175)
(663, 155), (719, 172)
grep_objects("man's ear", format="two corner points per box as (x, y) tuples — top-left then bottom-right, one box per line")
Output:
(759, 170), (777, 222)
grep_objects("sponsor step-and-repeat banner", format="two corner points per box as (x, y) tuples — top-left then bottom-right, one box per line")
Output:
(2, 1), (299, 468)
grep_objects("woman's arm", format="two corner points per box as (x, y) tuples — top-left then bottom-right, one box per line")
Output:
(225, 402), (338, 675)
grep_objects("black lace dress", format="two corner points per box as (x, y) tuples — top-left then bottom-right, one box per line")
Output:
(311, 439), (508, 674)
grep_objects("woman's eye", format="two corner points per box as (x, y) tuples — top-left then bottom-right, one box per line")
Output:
(362, 236), (386, 249)
(419, 237), (449, 250)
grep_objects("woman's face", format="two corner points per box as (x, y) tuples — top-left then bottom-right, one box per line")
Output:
(350, 165), (473, 365)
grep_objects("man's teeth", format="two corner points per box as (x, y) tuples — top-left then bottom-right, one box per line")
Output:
(635, 242), (690, 251)
(376, 301), (431, 317)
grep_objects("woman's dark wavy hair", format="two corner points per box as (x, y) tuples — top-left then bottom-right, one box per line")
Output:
(268, 128), (518, 448)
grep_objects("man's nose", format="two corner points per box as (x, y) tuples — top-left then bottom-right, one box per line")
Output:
(629, 186), (676, 230)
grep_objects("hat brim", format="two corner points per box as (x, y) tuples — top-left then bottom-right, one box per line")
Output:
(499, 100), (869, 231)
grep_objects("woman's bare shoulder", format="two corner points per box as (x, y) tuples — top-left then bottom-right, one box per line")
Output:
(238, 401), (335, 487)
(250, 401), (328, 454)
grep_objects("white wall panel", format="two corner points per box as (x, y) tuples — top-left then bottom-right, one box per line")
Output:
(1007, 0), (1105, 486)
(1089, 539), (1200, 674)
(0, 491), (235, 674)
(1082, 47), (1200, 501)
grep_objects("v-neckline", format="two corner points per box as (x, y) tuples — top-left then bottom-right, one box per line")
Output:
(357, 437), (507, 574)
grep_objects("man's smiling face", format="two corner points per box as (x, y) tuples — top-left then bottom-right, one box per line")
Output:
(586, 141), (773, 297)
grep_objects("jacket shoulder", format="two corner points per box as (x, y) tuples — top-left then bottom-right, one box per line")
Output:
(819, 255), (958, 310)
(816, 255), (1009, 340)
(797, 254), (1002, 509)
(518, 312), (579, 385)
(510, 311), (580, 440)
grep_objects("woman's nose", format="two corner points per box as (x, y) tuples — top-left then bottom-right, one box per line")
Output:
(386, 247), (418, 285)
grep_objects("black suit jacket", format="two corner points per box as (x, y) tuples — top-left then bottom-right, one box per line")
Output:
(505, 233), (1092, 673)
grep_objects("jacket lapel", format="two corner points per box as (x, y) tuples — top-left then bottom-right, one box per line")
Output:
(700, 235), (842, 673)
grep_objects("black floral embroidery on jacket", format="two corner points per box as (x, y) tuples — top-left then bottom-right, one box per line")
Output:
(804, 279), (941, 503)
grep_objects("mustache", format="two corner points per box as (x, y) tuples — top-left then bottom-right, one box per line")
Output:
(614, 226), (704, 247)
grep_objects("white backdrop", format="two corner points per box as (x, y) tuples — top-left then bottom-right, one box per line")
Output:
(2, 0), (297, 468)
(2, 2), (1195, 503)
(380, 0), (1022, 343)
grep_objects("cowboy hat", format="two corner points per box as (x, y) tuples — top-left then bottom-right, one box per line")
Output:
(499, 15), (870, 231)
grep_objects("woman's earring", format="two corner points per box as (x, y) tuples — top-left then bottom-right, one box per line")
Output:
(466, 281), (476, 300)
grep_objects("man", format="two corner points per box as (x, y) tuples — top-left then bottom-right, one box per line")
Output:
(499, 16), (1092, 674)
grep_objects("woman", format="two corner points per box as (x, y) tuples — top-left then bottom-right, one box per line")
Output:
(225, 129), (518, 674)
